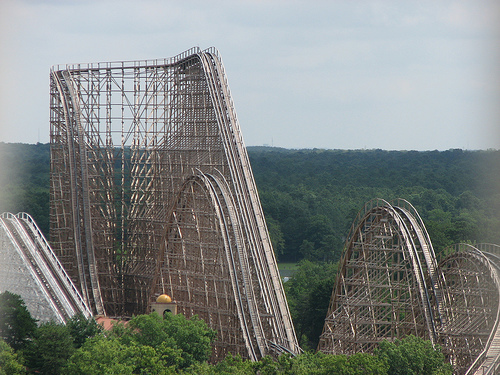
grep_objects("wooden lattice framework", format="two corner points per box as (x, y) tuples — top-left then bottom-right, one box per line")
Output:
(49, 47), (299, 361)
(438, 244), (500, 375)
(317, 199), (442, 354)
(318, 199), (500, 374)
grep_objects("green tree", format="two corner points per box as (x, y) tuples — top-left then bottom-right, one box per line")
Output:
(375, 335), (452, 375)
(248, 352), (388, 375)
(65, 335), (179, 375)
(425, 209), (454, 253)
(3, 143), (498, 264)
(66, 312), (216, 373)
(117, 312), (216, 369)
(206, 353), (255, 375)
(23, 321), (75, 375)
(66, 313), (102, 348)
(0, 339), (26, 375)
(266, 216), (285, 260)
(299, 240), (316, 261)
(0, 292), (37, 351)
(289, 351), (388, 375)
(284, 260), (337, 349)
(0, 143), (51, 236)
(68, 312), (215, 373)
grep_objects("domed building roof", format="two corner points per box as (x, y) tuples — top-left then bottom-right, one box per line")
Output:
(156, 294), (172, 303)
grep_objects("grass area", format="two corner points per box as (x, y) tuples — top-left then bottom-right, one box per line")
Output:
(278, 262), (299, 271)
(278, 262), (299, 278)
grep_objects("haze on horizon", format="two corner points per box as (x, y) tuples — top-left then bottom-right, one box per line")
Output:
(0, 0), (499, 151)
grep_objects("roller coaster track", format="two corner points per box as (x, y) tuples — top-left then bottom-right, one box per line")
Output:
(0, 212), (91, 323)
(1, 46), (497, 371)
(318, 199), (500, 374)
(446, 244), (500, 375)
(49, 47), (299, 361)
(51, 70), (104, 316)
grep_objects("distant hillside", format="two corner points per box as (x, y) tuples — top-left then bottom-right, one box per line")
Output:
(247, 146), (500, 261)
(1, 143), (498, 261)
(0, 143), (50, 235)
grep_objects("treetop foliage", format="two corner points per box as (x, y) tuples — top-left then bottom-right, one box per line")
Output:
(110, 312), (217, 369)
(0, 143), (50, 234)
(66, 312), (216, 374)
(375, 335), (453, 375)
(248, 147), (500, 261)
(0, 290), (454, 374)
(0, 291), (37, 351)
(0, 339), (26, 375)
(283, 260), (337, 349)
(0, 143), (497, 261)
(24, 321), (76, 374)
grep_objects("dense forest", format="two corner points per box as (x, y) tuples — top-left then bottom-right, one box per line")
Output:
(1, 143), (498, 260)
(249, 146), (500, 261)
(1, 142), (499, 348)
(0, 143), (50, 235)
(0, 291), (452, 374)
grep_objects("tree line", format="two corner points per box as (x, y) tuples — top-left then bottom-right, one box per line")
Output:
(0, 291), (452, 375)
(248, 146), (500, 262)
(247, 146), (499, 348)
(1, 143), (498, 352)
(1, 143), (498, 261)
(0, 143), (50, 236)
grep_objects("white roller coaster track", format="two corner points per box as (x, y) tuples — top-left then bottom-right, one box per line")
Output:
(0, 212), (92, 321)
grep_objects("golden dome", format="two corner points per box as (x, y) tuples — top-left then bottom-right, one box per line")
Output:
(156, 294), (172, 303)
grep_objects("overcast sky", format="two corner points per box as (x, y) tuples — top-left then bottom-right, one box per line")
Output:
(0, 0), (499, 150)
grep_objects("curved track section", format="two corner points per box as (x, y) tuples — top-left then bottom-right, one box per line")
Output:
(153, 172), (265, 361)
(318, 199), (500, 374)
(49, 47), (298, 360)
(438, 244), (500, 375)
(318, 199), (440, 354)
(0, 212), (91, 323)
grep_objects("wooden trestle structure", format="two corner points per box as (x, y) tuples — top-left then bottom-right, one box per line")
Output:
(49, 47), (299, 361)
(318, 199), (500, 375)
(47, 46), (500, 372)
